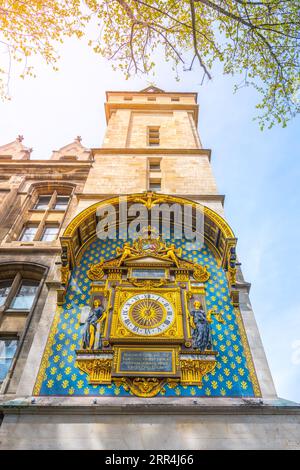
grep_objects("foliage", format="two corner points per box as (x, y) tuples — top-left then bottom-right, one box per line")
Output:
(0, 0), (86, 95)
(1, 0), (299, 128)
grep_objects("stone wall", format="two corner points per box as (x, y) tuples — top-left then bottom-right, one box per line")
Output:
(1, 399), (299, 449)
(83, 153), (217, 196)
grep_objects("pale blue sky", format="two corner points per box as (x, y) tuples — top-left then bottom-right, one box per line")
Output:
(0, 36), (299, 402)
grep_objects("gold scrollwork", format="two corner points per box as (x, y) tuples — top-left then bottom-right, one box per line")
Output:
(180, 359), (216, 385)
(116, 326), (131, 337)
(193, 264), (210, 282)
(129, 279), (166, 289)
(108, 269), (122, 281)
(76, 358), (112, 384)
(207, 307), (225, 324)
(117, 290), (132, 304)
(164, 327), (177, 337)
(227, 266), (237, 286)
(175, 270), (189, 282)
(133, 193), (169, 210)
(113, 377), (168, 397)
(61, 266), (70, 286)
(87, 260), (105, 281)
(224, 240), (238, 291)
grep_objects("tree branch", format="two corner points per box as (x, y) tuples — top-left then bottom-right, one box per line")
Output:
(189, 0), (212, 81)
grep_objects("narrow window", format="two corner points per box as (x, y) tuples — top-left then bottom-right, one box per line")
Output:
(19, 224), (38, 242)
(41, 224), (59, 241)
(149, 161), (161, 172)
(148, 127), (160, 146)
(171, 97), (180, 102)
(149, 180), (161, 192)
(53, 195), (69, 211)
(0, 265), (45, 389)
(0, 338), (18, 382)
(59, 155), (78, 161)
(0, 281), (12, 307)
(124, 96), (132, 101)
(10, 280), (39, 310)
(34, 195), (51, 210)
(147, 97), (156, 102)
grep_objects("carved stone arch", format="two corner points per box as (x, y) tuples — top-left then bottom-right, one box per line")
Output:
(27, 180), (77, 204)
(0, 261), (48, 309)
(0, 260), (48, 279)
(59, 193), (237, 295)
(5, 181), (77, 243)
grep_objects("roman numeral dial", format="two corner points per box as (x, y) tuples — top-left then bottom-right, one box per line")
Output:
(120, 293), (175, 336)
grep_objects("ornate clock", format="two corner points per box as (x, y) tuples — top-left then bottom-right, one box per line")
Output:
(76, 234), (218, 397)
(120, 293), (175, 336)
(109, 288), (183, 342)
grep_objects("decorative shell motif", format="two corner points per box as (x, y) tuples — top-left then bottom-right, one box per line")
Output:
(193, 264), (210, 282)
(87, 261), (105, 281)
(117, 377), (168, 398)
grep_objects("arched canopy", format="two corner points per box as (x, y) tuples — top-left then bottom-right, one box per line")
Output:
(60, 193), (236, 271)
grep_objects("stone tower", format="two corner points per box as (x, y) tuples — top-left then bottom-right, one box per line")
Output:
(0, 87), (299, 449)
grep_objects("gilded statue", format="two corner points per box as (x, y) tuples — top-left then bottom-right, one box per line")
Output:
(206, 306), (225, 324)
(82, 298), (107, 350)
(189, 300), (212, 351)
(116, 242), (139, 265)
(115, 237), (182, 268)
(158, 244), (182, 267)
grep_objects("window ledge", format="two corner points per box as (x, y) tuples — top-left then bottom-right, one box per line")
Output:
(0, 241), (61, 248)
(47, 209), (67, 213)
(28, 209), (46, 213)
(5, 309), (30, 316)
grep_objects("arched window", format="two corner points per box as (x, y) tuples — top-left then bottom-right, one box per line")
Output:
(5, 182), (76, 243)
(0, 263), (47, 390)
(32, 191), (71, 212)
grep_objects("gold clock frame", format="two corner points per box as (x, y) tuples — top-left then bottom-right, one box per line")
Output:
(109, 286), (184, 343)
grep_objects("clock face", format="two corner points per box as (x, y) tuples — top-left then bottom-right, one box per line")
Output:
(120, 293), (175, 336)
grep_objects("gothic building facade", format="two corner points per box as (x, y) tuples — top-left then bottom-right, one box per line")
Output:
(0, 87), (299, 449)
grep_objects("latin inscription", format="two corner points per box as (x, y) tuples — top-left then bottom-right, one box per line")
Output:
(131, 269), (165, 279)
(119, 350), (173, 373)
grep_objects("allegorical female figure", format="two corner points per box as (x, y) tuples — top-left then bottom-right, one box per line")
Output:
(82, 298), (107, 350)
(189, 300), (212, 351)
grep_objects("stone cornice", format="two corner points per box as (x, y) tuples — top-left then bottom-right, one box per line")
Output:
(1, 396), (300, 416)
(236, 280), (252, 294)
(92, 148), (211, 161)
(0, 246), (61, 253)
(0, 161), (92, 168)
(105, 90), (198, 101)
(76, 193), (225, 205)
(0, 161), (91, 181)
(105, 102), (199, 125)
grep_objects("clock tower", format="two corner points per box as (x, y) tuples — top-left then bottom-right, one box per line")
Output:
(0, 86), (299, 449)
